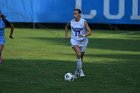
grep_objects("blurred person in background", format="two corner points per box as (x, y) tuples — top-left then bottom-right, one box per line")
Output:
(0, 11), (14, 64)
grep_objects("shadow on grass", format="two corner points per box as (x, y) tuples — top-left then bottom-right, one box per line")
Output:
(0, 59), (140, 93)
(55, 52), (140, 61)
(29, 37), (140, 52)
(88, 38), (140, 52)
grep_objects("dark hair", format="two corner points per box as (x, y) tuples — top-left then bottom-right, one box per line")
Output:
(1, 14), (6, 19)
(74, 9), (81, 14)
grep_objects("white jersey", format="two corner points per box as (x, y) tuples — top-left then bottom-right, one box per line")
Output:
(70, 18), (87, 41)
(70, 18), (88, 51)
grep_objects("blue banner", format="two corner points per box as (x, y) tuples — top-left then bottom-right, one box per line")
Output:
(0, 0), (140, 24)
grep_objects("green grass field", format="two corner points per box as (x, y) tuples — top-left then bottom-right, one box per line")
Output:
(0, 28), (140, 93)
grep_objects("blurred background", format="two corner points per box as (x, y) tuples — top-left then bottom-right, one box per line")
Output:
(0, 0), (140, 30)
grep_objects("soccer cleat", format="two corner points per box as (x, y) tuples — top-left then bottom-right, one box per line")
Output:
(79, 70), (85, 77)
(74, 70), (80, 78)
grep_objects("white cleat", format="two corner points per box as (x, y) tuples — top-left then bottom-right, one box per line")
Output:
(79, 70), (85, 77)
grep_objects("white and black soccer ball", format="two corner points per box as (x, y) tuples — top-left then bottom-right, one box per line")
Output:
(64, 73), (74, 81)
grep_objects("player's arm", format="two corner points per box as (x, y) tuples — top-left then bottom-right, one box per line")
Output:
(84, 21), (92, 36)
(1, 14), (14, 39)
(9, 23), (14, 39)
(64, 22), (70, 39)
(80, 21), (92, 37)
(4, 19), (14, 39)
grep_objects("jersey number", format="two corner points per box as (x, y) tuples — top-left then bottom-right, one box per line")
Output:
(75, 31), (80, 36)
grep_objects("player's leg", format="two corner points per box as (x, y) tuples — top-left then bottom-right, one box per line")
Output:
(80, 37), (88, 62)
(0, 45), (4, 64)
(79, 46), (87, 77)
(73, 45), (85, 77)
(81, 52), (85, 62)
(80, 45), (87, 62)
(73, 45), (81, 59)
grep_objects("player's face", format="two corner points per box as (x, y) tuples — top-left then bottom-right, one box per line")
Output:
(73, 11), (80, 19)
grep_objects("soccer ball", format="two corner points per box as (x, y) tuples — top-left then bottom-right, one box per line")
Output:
(64, 73), (74, 81)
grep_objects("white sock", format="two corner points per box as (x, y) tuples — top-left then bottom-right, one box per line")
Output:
(76, 58), (82, 71)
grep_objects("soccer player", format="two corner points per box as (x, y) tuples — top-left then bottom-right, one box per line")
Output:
(0, 12), (14, 64)
(65, 9), (92, 77)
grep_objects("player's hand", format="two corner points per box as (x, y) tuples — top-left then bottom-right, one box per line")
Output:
(79, 34), (86, 37)
(9, 35), (14, 39)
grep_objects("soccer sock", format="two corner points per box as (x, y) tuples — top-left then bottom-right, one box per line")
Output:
(76, 58), (82, 71)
